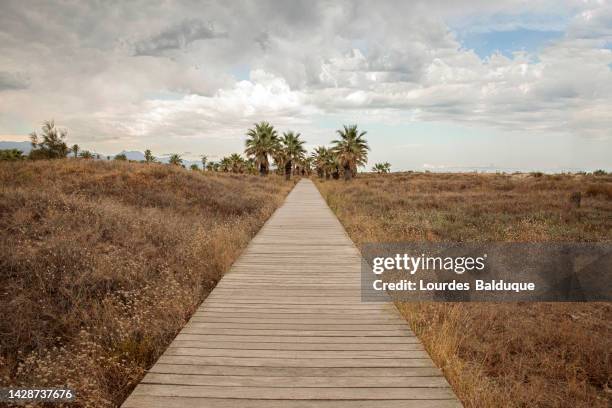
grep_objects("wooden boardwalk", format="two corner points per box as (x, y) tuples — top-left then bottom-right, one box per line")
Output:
(122, 179), (461, 408)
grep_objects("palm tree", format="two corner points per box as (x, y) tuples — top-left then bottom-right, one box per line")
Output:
(312, 146), (337, 179)
(294, 156), (310, 176)
(169, 153), (183, 166)
(312, 146), (327, 178)
(228, 153), (246, 173)
(219, 156), (232, 172)
(331, 124), (369, 180)
(244, 121), (279, 176)
(302, 156), (313, 176)
(279, 131), (306, 180)
(206, 161), (218, 171)
(201, 155), (208, 170)
(272, 149), (287, 176)
(144, 149), (156, 163)
(71, 144), (79, 158)
(79, 150), (93, 159)
(245, 158), (257, 175)
(372, 162), (391, 173)
(323, 149), (340, 179)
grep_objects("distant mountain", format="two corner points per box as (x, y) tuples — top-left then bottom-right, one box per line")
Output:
(105, 151), (203, 168)
(157, 154), (202, 169)
(0, 142), (203, 169)
(0, 141), (31, 153)
(118, 150), (145, 161)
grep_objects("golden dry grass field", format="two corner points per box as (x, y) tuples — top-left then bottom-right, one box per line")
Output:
(315, 172), (611, 408)
(0, 159), (294, 407)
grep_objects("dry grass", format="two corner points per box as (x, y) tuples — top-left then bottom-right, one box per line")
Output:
(0, 159), (294, 407)
(315, 172), (611, 408)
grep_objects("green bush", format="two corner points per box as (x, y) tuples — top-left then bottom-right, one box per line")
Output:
(0, 149), (26, 161)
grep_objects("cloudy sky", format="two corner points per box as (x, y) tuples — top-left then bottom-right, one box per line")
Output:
(1, 0), (610, 171)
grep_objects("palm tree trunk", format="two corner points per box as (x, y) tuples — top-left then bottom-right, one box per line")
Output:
(285, 160), (292, 180)
(259, 163), (266, 176)
(343, 164), (352, 180)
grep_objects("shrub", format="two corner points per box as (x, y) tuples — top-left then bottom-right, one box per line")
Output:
(0, 160), (294, 406)
(0, 149), (25, 161)
(584, 184), (612, 199)
(316, 172), (611, 408)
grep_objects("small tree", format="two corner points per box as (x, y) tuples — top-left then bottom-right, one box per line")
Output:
(71, 144), (80, 158)
(80, 150), (94, 159)
(114, 153), (127, 161)
(372, 162), (391, 174)
(190, 164), (200, 171)
(29, 120), (69, 159)
(144, 149), (156, 163)
(169, 153), (183, 166)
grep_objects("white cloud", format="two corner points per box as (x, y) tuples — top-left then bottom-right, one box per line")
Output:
(0, 0), (610, 157)
(133, 18), (227, 56)
(78, 69), (318, 144)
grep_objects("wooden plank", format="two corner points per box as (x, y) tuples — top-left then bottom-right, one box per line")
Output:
(197, 307), (398, 314)
(200, 303), (391, 309)
(184, 322), (414, 331)
(148, 364), (443, 377)
(123, 396), (462, 408)
(156, 355), (436, 368)
(173, 334), (420, 343)
(188, 317), (407, 324)
(120, 179), (460, 407)
(169, 341), (424, 351)
(179, 328), (413, 336)
(141, 373), (450, 387)
(190, 312), (402, 320)
(163, 348), (431, 359)
(130, 384), (457, 399)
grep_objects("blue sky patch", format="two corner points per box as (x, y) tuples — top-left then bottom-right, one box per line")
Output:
(230, 64), (251, 81)
(144, 90), (185, 100)
(459, 28), (564, 59)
